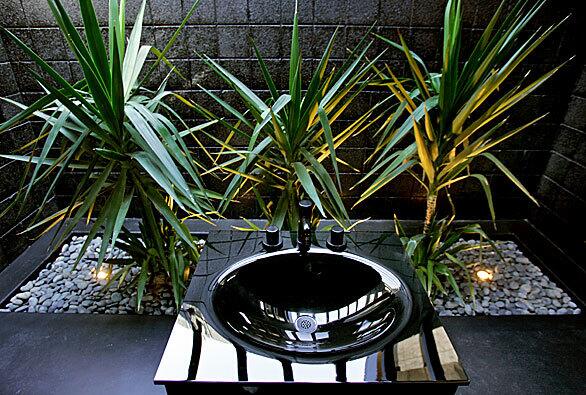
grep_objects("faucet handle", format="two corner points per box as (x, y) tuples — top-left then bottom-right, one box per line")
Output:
(263, 225), (283, 252)
(327, 225), (347, 252)
(299, 199), (313, 217)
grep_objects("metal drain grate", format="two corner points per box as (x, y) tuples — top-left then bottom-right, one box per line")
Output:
(294, 315), (317, 333)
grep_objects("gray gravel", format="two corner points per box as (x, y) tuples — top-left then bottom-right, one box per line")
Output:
(0, 235), (203, 315)
(1, 236), (579, 317)
(434, 239), (581, 316)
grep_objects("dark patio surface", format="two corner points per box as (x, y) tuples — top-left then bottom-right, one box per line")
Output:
(446, 316), (586, 394)
(0, 314), (584, 394)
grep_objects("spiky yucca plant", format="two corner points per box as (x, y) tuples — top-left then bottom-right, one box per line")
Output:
(357, 0), (568, 231)
(0, 0), (216, 308)
(356, 0), (569, 297)
(194, 3), (383, 230)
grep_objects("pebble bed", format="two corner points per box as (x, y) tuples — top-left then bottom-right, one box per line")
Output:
(0, 237), (581, 317)
(433, 240), (581, 316)
(0, 235), (187, 315)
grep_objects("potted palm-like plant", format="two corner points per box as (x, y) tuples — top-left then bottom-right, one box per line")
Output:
(0, 0), (217, 308)
(355, 0), (570, 297)
(193, 2), (384, 230)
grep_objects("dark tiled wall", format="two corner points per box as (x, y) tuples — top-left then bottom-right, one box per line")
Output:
(0, 0), (582, 263)
(0, 36), (57, 270)
(530, 63), (586, 263)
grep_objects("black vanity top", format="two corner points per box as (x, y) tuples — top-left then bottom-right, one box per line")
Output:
(155, 230), (468, 391)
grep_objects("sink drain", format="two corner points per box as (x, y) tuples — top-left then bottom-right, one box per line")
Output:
(294, 315), (318, 333)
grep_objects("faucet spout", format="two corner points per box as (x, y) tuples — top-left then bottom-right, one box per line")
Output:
(297, 200), (313, 254)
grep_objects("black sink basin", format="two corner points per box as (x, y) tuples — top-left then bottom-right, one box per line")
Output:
(209, 247), (412, 363)
(156, 230), (469, 391)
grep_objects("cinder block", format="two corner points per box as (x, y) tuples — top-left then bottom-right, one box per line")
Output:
(218, 26), (251, 58)
(29, 28), (69, 61)
(411, 0), (445, 27)
(347, 0), (378, 24)
(249, 0), (281, 24)
(186, 26), (219, 58)
(0, 0), (27, 27)
(249, 26), (284, 59)
(0, 63), (18, 96)
(150, 0), (183, 24)
(215, 0), (248, 23)
(281, 0), (314, 24)
(314, 0), (346, 24)
(563, 95), (586, 131)
(184, 0), (217, 24)
(379, 0), (412, 26)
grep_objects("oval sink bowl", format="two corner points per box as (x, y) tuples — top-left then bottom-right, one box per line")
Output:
(209, 248), (412, 363)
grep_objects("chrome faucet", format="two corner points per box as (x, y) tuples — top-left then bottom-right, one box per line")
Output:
(297, 200), (313, 254)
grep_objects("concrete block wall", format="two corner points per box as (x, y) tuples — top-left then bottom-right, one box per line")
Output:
(0, 0), (583, 266)
(0, 35), (57, 269)
(530, 63), (586, 263)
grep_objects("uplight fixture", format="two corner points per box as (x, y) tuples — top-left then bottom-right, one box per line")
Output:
(476, 269), (493, 282)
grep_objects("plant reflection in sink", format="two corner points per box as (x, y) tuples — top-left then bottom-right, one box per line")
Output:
(210, 248), (412, 363)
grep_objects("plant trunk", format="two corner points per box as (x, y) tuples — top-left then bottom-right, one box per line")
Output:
(423, 193), (437, 234)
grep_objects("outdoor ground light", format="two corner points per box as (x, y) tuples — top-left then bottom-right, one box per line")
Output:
(93, 266), (110, 281)
(476, 269), (494, 282)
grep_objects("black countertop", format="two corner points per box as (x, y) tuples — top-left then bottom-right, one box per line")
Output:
(155, 230), (468, 390)
(0, 313), (585, 394)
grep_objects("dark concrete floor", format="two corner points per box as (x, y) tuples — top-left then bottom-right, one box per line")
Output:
(0, 314), (584, 394)
(443, 316), (586, 395)
(0, 314), (173, 395)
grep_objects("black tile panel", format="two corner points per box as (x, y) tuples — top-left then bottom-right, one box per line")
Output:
(184, 0), (217, 23)
(379, 0), (413, 26)
(150, 0), (184, 25)
(563, 95), (586, 131)
(215, 0), (249, 24)
(314, 0), (347, 24)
